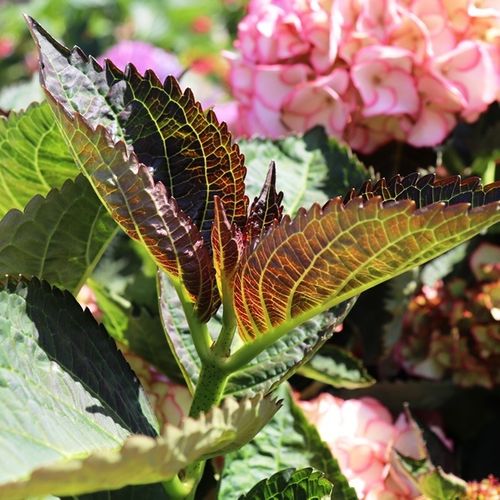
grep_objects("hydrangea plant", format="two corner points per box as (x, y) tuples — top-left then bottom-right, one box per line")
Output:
(0, 17), (499, 498)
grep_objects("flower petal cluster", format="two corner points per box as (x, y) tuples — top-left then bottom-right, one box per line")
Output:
(298, 393), (427, 499)
(227, 0), (500, 152)
(394, 242), (500, 388)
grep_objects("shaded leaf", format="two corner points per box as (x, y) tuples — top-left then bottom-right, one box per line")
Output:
(241, 467), (333, 500)
(303, 126), (369, 198)
(225, 300), (356, 398)
(67, 483), (169, 499)
(0, 175), (117, 293)
(90, 279), (181, 379)
(234, 175), (500, 340)
(0, 393), (279, 499)
(246, 161), (284, 243)
(297, 344), (375, 389)
(0, 277), (157, 487)
(219, 385), (356, 500)
(239, 136), (330, 215)
(0, 101), (77, 217)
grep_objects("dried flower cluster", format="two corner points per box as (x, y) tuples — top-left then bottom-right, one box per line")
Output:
(395, 243), (500, 388)
(227, 0), (500, 152)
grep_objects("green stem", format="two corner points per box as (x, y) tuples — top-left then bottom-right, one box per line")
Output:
(212, 281), (237, 359)
(173, 281), (212, 363)
(162, 474), (194, 499)
(189, 362), (229, 418)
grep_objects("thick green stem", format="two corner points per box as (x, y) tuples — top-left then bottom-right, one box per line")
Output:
(189, 362), (229, 418)
(212, 281), (237, 359)
(162, 475), (194, 499)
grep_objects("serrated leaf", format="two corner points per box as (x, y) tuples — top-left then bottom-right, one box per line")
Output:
(297, 344), (374, 389)
(0, 175), (117, 293)
(55, 104), (217, 320)
(28, 17), (247, 241)
(397, 455), (467, 500)
(158, 270), (201, 392)
(241, 467), (333, 500)
(234, 174), (500, 340)
(0, 277), (157, 488)
(239, 136), (330, 215)
(246, 162), (284, 243)
(0, 101), (78, 217)
(0, 393), (279, 499)
(225, 300), (356, 398)
(219, 385), (356, 500)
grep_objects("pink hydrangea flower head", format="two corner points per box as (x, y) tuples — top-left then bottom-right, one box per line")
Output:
(99, 40), (183, 82)
(227, 0), (500, 150)
(298, 394), (427, 498)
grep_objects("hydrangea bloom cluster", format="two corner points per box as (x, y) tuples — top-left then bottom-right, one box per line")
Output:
(226, 0), (500, 153)
(394, 242), (500, 388)
(298, 394), (427, 499)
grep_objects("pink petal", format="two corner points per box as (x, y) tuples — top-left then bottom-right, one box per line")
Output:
(407, 106), (456, 147)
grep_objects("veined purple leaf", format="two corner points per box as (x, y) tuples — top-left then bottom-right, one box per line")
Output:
(49, 99), (217, 320)
(27, 17), (247, 243)
(234, 174), (500, 340)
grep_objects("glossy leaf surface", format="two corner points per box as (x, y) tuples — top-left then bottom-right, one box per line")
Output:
(0, 102), (78, 217)
(0, 176), (117, 293)
(234, 175), (500, 340)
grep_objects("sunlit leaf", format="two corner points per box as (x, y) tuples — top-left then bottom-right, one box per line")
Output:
(0, 101), (77, 217)
(0, 176), (117, 293)
(0, 391), (279, 499)
(234, 175), (500, 340)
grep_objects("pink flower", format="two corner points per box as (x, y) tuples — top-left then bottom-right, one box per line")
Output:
(351, 46), (419, 117)
(298, 394), (427, 499)
(76, 284), (103, 322)
(98, 40), (182, 81)
(227, 0), (500, 152)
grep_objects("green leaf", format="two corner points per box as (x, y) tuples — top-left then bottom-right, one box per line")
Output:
(239, 136), (330, 215)
(241, 468), (334, 500)
(0, 390), (279, 499)
(302, 126), (369, 198)
(158, 271), (201, 392)
(297, 344), (375, 389)
(225, 300), (356, 398)
(219, 385), (356, 500)
(233, 174), (500, 340)
(90, 279), (180, 379)
(0, 175), (117, 293)
(0, 101), (78, 217)
(0, 277), (157, 490)
(397, 455), (467, 500)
